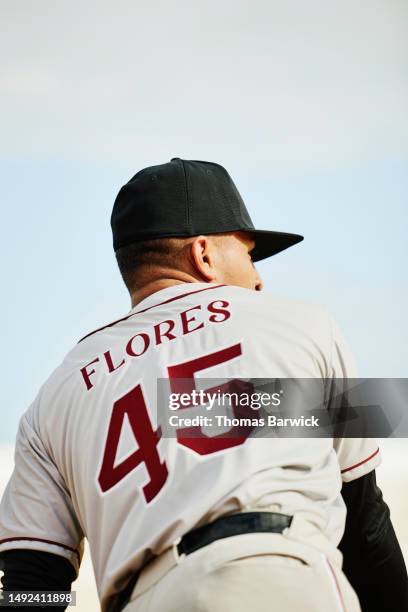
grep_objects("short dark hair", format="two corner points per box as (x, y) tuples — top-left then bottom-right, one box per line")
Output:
(115, 237), (193, 293)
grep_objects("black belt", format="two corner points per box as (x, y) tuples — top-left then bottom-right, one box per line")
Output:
(110, 511), (293, 612)
(177, 511), (292, 556)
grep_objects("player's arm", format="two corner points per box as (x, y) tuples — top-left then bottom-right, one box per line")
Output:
(0, 549), (75, 611)
(0, 410), (83, 606)
(327, 313), (408, 610)
(339, 469), (408, 612)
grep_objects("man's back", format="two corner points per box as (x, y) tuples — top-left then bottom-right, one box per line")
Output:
(0, 282), (380, 607)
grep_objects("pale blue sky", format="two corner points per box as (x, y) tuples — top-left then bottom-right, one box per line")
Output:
(1, 0), (407, 442)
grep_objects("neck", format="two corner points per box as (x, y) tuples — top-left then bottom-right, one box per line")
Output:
(130, 271), (208, 308)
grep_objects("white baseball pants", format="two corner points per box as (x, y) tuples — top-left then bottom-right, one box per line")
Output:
(124, 514), (361, 612)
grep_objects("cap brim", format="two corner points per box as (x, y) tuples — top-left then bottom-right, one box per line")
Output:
(249, 230), (304, 262)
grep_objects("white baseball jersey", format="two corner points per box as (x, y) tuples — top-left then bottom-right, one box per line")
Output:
(0, 282), (381, 609)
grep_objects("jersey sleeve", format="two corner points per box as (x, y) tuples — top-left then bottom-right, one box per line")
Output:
(0, 413), (84, 573)
(329, 314), (382, 482)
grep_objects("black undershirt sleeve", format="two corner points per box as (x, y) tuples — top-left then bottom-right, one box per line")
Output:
(0, 549), (76, 611)
(339, 469), (408, 612)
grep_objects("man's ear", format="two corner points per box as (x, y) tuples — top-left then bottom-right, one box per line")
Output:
(190, 236), (218, 282)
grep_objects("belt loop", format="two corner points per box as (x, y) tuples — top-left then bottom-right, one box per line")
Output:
(172, 537), (186, 565)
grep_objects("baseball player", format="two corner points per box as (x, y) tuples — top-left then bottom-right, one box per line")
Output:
(0, 158), (407, 612)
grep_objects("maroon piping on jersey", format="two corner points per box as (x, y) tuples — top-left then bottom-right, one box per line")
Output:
(340, 447), (380, 474)
(0, 536), (81, 563)
(78, 284), (226, 343)
(325, 556), (346, 612)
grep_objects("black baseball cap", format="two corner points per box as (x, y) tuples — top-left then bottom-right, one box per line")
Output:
(111, 158), (303, 262)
